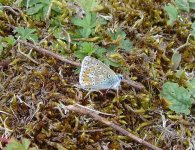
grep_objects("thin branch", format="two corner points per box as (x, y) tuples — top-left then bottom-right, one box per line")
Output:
(76, 104), (116, 117)
(77, 128), (107, 133)
(16, 40), (144, 89)
(17, 39), (81, 67)
(65, 104), (162, 150)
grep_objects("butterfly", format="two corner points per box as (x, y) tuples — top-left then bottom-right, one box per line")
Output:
(79, 56), (123, 96)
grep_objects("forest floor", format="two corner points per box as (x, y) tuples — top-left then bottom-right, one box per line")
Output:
(0, 0), (195, 149)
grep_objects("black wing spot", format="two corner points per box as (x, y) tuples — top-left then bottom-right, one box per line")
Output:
(107, 74), (111, 78)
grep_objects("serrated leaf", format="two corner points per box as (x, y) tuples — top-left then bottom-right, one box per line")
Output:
(95, 47), (106, 58)
(26, 4), (44, 15)
(74, 42), (96, 59)
(26, 0), (60, 21)
(72, 12), (96, 28)
(78, 28), (92, 38)
(160, 82), (194, 115)
(71, 12), (97, 38)
(3, 35), (16, 46)
(14, 27), (38, 42)
(164, 4), (178, 26)
(175, 0), (190, 12)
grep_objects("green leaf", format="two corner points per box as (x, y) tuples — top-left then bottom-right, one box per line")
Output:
(109, 30), (126, 40)
(74, 42), (97, 59)
(26, 0), (61, 21)
(171, 51), (181, 70)
(53, 27), (63, 39)
(4, 138), (24, 150)
(189, 2), (195, 10)
(26, 4), (44, 15)
(189, 0), (195, 2)
(78, 28), (92, 38)
(188, 0), (195, 9)
(189, 78), (195, 88)
(160, 82), (194, 115)
(102, 58), (121, 67)
(3, 35), (16, 46)
(164, 4), (178, 26)
(72, 12), (96, 28)
(4, 138), (37, 150)
(95, 47), (106, 58)
(192, 21), (195, 28)
(28, 0), (42, 7)
(121, 39), (133, 51)
(71, 12), (97, 38)
(175, 0), (190, 12)
(14, 27), (38, 42)
(22, 138), (31, 150)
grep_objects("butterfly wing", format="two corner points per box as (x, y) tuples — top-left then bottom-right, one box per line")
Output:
(79, 56), (120, 90)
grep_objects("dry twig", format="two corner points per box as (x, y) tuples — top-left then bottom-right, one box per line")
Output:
(17, 39), (80, 66)
(65, 104), (162, 150)
(17, 40), (144, 89)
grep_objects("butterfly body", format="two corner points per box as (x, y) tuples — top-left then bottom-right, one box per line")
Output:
(79, 56), (122, 92)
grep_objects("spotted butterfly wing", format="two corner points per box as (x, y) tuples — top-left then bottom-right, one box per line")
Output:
(79, 56), (121, 91)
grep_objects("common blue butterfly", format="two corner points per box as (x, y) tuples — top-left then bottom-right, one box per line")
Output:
(79, 56), (123, 94)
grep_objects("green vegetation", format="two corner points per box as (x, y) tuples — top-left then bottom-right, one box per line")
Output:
(4, 138), (37, 150)
(0, 0), (194, 149)
(160, 80), (195, 115)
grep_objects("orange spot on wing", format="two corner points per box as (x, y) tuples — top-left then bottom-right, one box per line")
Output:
(82, 67), (95, 86)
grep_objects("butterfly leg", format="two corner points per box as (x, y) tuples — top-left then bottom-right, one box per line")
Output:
(105, 85), (119, 97)
(84, 90), (104, 100)
(116, 88), (119, 98)
(97, 90), (103, 95)
(106, 87), (119, 98)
